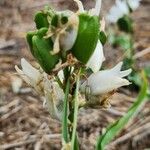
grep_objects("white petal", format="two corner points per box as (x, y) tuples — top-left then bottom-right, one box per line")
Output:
(21, 58), (40, 82)
(81, 62), (131, 95)
(110, 61), (123, 73)
(44, 79), (64, 120)
(106, 0), (129, 23)
(109, 62), (132, 77)
(60, 28), (78, 51)
(127, 0), (140, 10)
(15, 65), (31, 85)
(119, 69), (132, 77)
(116, 0), (129, 14)
(60, 14), (79, 51)
(86, 40), (105, 73)
(95, 0), (102, 16)
(15, 58), (44, 95)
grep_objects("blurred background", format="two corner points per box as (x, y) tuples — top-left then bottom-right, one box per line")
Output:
(0, 0), (150, 149)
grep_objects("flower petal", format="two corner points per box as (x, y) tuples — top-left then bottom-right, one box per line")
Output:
(86, 40), (105, 73)
(106, 0), (129, 23)
(21, 58), (40, 82)
(44, 78), (64, 120)
(127, 0), (140, 10)
(81, 62), (131, 95)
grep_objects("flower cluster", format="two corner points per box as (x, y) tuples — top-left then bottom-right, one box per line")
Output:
(106, 0), (141, 23)
(16, 0), (132, 120)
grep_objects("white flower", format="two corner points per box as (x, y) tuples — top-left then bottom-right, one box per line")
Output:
(80, 62), (132, 95)
(15, 58), (44, 94)
(106, 0), (129, 23)
(127, 0), (141, 11)
(44, 78), (64, 120)
(86, 40), (105, 73)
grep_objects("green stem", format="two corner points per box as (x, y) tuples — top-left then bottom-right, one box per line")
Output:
(62, 78), (70, 143)
(71, 69), (81, 149)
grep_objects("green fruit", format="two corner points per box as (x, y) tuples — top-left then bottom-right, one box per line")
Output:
(72, 13), (99, 64)
(34, 11), (49, 29)
(32, 35), (59, 73)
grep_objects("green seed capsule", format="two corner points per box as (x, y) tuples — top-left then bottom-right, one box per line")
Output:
(34, 11), (49, 29)
(32, 35), (59, 73)
(72, 13), (99, 64)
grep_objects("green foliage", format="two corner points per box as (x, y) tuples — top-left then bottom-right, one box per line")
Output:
(51, 14), (59, 27)
(72, 13), (99, 63)
(62, 79), (70, 143)
(34, 11), (49, 29)
(71, 70), (80, 149)
(26, 31), (37, 56)
(99, 31), (107, 45)
(117, 15), (133, 33)
(96, 72), (148, 150)
(32, 35), (59, 73)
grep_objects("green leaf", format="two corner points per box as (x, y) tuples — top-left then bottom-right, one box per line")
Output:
(99, 31), (107, 45)
(34, 11), (49, 29)
(71, 69), (81, 149)
(37, 27), (48, 37)
(62, 79), (70, 143)
(26, 28), (48, 56)
(96, 72), (148, 150)
(26, 31), (37, 56)
(32, 35), (59, 73)
(144, 66), (150, 78)
(72, 13), (99, 63)
(113, 35), (131, 51)
(128, 72), (142, 87)
(74, 133), (79, 150)
(117, 15), (133, 33)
